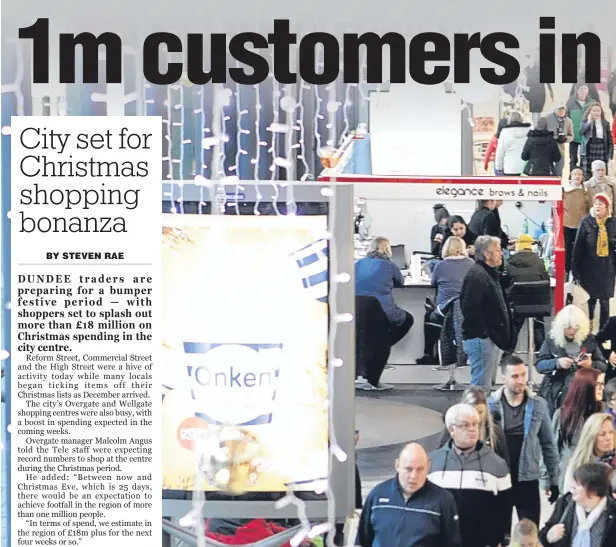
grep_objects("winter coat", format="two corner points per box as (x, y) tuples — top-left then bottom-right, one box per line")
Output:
(539, 494), (616, 547)
(594, 317), (616, 383)
(358, 478), (462, 547)
(437, 297), (464, 368)
(430, 224), (446, 256)
(488, 386), (560, 485)
(428, 441), (512, 547)
(460, 261), (513, 352)
(563, 185), (589, 229)
(609, 69), (616, 113)
(551, 407), (585, 492)
(484, 134), (499, 171)
(494, 123), (531, 175)
(535, 334), (607, 416)
(501, 250), (550, 300)
(468, 207), (507, 248)
(571, 215), (616, 299)
(585, 178), (616, 218)
(521, 129), (562, 176)
(545, 112), (574, 156)
(524, 64), (553, 113)
(355, 255), (405, 324)
(580, 118), (614, 159)
(566, 95), (594, 143)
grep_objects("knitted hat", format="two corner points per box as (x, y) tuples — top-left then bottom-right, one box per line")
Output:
(593, 192), (611, 214)
(515, 234), (534, 252)
(592, 160), (607, 173)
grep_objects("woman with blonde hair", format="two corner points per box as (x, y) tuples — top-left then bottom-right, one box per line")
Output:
(562, 413), (616, 493)
(355, 236), (414, 350)
(417, 236), (474, 365)
(536, 305), (607, 416)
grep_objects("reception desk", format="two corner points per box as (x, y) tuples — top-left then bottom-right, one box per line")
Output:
(354, 238), (556, 365)
(388, 276), (556, 366)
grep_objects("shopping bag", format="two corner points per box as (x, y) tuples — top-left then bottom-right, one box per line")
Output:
(565, 281), (589, 310)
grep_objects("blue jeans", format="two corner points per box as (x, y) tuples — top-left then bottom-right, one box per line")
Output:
(463, 337), (497, 388)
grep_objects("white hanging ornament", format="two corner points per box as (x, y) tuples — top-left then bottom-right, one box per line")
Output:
(279, 95), (297, 113)
(326, 101), (340, 113)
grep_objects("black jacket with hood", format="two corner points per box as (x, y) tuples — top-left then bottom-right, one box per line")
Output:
(521, 128), (562, 176)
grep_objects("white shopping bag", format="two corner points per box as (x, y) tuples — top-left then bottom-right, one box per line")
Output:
(565, 281), (589, 310)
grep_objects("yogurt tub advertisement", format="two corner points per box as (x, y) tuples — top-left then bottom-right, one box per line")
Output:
(161, 213), (329, 492)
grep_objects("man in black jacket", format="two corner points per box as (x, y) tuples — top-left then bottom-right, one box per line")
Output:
(461, 235), (513, 388)
(502, 234), (550, 351)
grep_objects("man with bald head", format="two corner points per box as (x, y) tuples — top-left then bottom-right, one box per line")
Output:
(358, 443), (462, 547)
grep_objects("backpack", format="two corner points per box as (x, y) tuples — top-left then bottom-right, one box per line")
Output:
(538, 368), (575, 417)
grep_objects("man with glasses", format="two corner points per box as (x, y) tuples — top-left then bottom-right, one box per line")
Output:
(488, 355), (559, 527)
(428, 404), (512, 547)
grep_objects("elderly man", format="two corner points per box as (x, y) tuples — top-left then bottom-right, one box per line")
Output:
(545, 103), (573, 177)
(460, 235), (513, 388)
(358, 443), (461, 547)
(428, 404), (512, 547)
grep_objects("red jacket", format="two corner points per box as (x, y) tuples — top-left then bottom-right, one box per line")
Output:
(612, 113), (616, 147)
(206, 519), (312, 546)
(484, 135), (498, 171)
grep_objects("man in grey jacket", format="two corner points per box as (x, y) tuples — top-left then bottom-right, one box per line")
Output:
(545, 104), (574, 177)
(488, 354), (560, 527)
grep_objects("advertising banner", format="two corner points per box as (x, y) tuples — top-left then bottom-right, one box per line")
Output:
(161, 214), (329, 492)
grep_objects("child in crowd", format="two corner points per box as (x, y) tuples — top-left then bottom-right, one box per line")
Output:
(511, 519), (539, 547)
(606, 378), (616, 429)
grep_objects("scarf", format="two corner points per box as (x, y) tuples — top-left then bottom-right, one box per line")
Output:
(596, 217), (609, 257)
(573, 497), (607, 547)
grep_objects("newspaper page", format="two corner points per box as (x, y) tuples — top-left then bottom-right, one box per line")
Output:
(10, 117), (162, 546)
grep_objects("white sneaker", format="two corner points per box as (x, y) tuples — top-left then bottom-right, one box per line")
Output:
(356, 382), (393, 391)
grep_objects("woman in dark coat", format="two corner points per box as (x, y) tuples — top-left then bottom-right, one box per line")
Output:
(521, 117), (562, 176)
(539, 462), (616, 547)
(468, 200), (509, 246)
(571, 193), (616, 329)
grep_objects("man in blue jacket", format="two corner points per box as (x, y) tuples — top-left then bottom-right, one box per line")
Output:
(358, 443), (462, 547)
(488, 355), (560, 527)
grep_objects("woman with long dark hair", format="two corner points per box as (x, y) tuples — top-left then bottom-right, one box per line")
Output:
(551, 368), (604, 491)
(438, 215), (477, 258)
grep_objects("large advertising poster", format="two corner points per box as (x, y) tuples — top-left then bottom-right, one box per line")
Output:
(161, 213), (329, 492)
